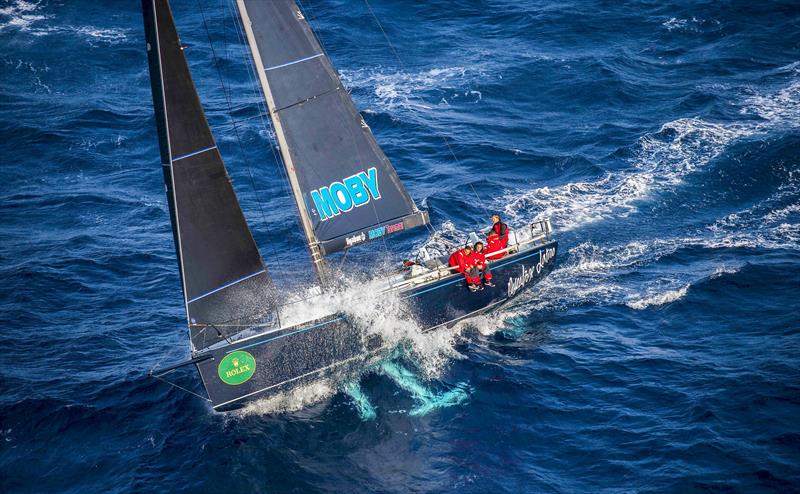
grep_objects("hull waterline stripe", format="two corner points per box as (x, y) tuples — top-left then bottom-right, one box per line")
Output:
(187, 269), (266, 304)
(422, 298), (508, 333)
(229, 316), (344, 353)
(171, 145), (217, 162)
(264, 53), (323, 71)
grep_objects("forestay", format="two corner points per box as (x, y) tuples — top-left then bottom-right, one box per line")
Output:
(236, 0), (429, 259)
(142, 0), (278, 351)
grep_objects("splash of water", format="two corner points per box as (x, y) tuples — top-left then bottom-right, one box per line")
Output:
(278, 272), (464, 381)
(237, 379), (335, 416)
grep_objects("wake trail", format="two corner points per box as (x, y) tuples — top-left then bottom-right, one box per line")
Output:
(468, 79), (800, 317)
(239, 73), (800, 417)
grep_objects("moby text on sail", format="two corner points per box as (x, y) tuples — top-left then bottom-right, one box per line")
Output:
(507, 247), (556, 297)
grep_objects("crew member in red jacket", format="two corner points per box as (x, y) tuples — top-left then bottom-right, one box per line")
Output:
(448, 244), (470, 273)
(488, 214), (509, 248)
(473, 241), (495, 287)
(448, 245), (482, 291)
(485, 230), (506, 260)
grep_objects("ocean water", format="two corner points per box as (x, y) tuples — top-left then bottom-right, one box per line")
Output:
(1, 0), (799, 492)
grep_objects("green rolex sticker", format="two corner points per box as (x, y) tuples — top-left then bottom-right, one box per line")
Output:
(218, 351), (256, 385)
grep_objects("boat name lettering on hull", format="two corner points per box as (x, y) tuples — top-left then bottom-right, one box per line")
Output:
(310, 167), (381, 221)
(507, 247), (556, 297)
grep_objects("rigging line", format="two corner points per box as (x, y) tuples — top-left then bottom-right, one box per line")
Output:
(151, 371), (212, 402)
(295, 0), (332, 60)
(218, 0), (229, 71)
(210, 323), (234, 345)
(191, 302), (279, 336)
(361, 0), (490, 227)
(211, 5), (288, 321)
(362, 0), (405, 71)
(196, 0), (287, 282)
(195, 1), (269, 229)
(361, 0), (448, 236)
(226, 0), (312, 272)
(440, 133), (491, 222)
(226, 5), (289, 194)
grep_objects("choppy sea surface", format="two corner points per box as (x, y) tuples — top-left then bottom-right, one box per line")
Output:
(2, 0), (800, 492)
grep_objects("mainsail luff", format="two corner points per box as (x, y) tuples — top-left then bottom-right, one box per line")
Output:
(142, 0), (278, 351)
(235, 0), (429, 266)
(235, 0), (329, 285)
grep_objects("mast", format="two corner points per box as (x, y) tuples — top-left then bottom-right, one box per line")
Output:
(234, 0), (429, 287)
(236, 0), (329, 286)
(142, 0), (279, 350)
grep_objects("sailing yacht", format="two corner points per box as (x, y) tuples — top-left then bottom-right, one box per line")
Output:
(143, 0), (557, 410)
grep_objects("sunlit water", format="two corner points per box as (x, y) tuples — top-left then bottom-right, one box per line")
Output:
(1, 0), (799, 492)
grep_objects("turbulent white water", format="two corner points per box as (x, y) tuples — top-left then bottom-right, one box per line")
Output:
(626, 285), (690, 310)
(241, 273), (466, 414)
(237, 379), (336, 417)
(0, 0), (128, 44)
(340, 65), (488, 117)
(500, 80), (800, 232)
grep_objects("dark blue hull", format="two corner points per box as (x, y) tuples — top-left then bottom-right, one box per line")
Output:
(197, 241), (558, 410)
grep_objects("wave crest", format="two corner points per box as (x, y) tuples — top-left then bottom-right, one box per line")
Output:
(626, 285), (689, 310)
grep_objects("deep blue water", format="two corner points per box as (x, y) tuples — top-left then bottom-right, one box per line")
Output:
(2, 0), (800, 492)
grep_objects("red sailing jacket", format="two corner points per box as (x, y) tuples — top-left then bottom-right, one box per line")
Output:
(486, 235), (506, 260)
(473, 249), (487, 267)
(448, 249), (475, 273)
(492, 221), (509, 247)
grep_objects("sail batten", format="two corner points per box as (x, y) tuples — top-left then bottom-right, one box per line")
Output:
(236, 0), (429, 262)
(142, 0), (278, 351)
(264, 52), (324, 71)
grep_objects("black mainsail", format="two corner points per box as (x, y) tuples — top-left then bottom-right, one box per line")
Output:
(143, 0), (277, 351)
(235, 0), (429, 278)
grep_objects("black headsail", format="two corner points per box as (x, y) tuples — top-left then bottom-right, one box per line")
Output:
(235, 0), (429, 280)
(142, 0), (277, 351)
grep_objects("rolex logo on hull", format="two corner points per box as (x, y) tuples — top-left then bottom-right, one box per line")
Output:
(217, 351), (256, 386)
